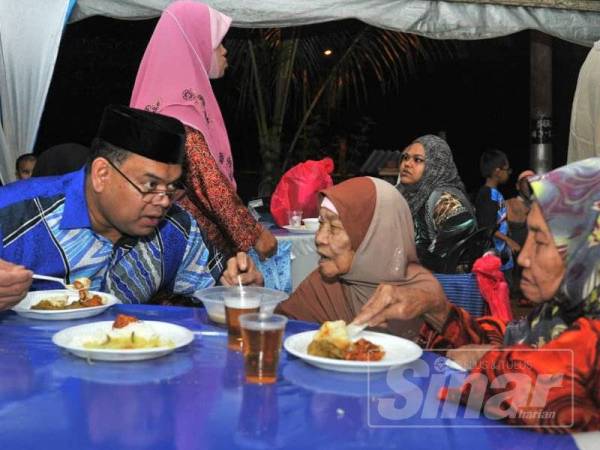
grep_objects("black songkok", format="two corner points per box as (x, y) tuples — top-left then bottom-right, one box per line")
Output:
(96, 105), (185, 164)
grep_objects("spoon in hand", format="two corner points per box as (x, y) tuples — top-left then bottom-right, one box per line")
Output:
(346, 322), (368, 339)
(32, 274), (84, 291)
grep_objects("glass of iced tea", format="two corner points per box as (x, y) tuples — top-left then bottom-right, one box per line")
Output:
(239, 313), (287, 384)
(225, 296), (261, 350)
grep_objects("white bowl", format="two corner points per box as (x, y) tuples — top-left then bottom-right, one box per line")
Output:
(302, 218), (319, 231)
(195, 286), (288, 324)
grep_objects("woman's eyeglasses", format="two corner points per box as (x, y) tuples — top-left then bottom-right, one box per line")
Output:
(106, 158), (185, 204)
(400, 153), (426, 164)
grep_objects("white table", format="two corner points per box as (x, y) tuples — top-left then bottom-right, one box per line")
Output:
(271, 227), (319, 291)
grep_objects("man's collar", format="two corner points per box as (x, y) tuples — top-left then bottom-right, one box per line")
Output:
(60, 167), (92, 230)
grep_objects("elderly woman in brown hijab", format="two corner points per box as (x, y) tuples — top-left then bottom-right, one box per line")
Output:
(276, 176), (443, 339)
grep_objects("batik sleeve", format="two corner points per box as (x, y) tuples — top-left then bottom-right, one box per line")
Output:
(172, 218), (227, 297)
(181, 127), (262, 253)
(439, 318), (600, 432)
(418, 304), (506, 350)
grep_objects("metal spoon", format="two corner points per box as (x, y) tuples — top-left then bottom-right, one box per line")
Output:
(32, 274), (83, 291)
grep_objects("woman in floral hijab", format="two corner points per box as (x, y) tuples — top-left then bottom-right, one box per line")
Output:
(355, 157), (600, 432)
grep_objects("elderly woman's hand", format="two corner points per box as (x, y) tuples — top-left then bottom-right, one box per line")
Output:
(220, 252), (264, 286)
(353, 283), (450, 329)
(0, 259), (32, 311)
(446, 344), (495, 371)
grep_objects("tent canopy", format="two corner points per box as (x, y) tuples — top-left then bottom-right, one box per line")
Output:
(1, 0), (599, 184)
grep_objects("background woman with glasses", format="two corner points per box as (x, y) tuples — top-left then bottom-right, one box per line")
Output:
(396, 134), (477, 273)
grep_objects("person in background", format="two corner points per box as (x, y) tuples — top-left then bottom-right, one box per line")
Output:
(130, 1), (276, 260)
(32, 143), (91, 177)
(397, 134), (477, 272)
(15, 153), (36, 180)
(354, 158), (600, 432)
(474, 149), (519, 274)
(506, 169), (536, 306)
(567, 40), (600, 163)
(0, 105), (263, 308)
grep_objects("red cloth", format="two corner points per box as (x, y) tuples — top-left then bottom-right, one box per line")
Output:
(270, 158), (334, 227)
(418, 306), (600, 432)
(472, 254), (513, 322)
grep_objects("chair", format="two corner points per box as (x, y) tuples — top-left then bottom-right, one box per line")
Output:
(434, 272), (487, 317)
(438, 227), (494, 274)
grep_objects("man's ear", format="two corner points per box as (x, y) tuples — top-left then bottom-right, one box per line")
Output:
(89, 158), (111, 193)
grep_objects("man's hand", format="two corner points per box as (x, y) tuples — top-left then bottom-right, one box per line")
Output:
(446, 344), (494, 371)
(220, 252), (264, 286)
(253, 228), (277, 261)
(0, 259), (32, 311)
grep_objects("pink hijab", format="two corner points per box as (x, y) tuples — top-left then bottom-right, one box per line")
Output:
(130, 1), (236, 186)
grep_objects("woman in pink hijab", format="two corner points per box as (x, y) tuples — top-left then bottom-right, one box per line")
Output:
(131, 1), (276, 258)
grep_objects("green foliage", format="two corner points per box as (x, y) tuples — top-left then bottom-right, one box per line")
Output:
(224, 20), (453, 194)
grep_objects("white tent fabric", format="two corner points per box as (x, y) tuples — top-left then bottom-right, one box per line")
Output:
(2, 0), (600, 184)
(0, 0), (71, 184)
(71, 0), (600, 46)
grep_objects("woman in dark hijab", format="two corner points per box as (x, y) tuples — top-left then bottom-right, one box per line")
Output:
(397, 134), (477, 272)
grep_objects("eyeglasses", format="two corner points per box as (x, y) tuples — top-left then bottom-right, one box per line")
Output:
(400, 153), (426, 164)
(500, 166), (513, 175)
(105, 158), (184, 204)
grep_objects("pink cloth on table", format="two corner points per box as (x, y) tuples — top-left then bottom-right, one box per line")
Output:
(130, 1), (236, 186)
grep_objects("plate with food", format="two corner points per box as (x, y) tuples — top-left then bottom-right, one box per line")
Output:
(282, 225), (316, 234)
(52, 314), (194, 361)
(284, 320), (422, 373)
(12, 284), (120, 320)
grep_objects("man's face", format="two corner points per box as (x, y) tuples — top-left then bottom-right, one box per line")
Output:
(92, 154), (183, 238)
(16, 159), (36, 180)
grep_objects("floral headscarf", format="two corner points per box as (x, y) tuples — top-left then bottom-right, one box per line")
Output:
(505, 157), (600, 346)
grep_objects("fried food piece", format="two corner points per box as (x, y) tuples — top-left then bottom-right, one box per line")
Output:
(307, 320), (351, 359)
(344, 338), (385, 361)
(80, 295), (104, 308)
(113, 314), (140, 329)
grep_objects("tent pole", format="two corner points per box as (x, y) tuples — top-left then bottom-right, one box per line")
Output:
(529, 30), (553, 173)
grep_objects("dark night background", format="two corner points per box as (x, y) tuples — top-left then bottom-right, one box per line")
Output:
(35, 16), (589, 201)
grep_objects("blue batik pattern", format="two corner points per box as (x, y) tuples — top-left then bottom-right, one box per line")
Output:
(0, 168), (222, 304)
(490, 187), (513, 270)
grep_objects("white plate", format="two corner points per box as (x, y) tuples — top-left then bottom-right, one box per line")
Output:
(284, 330), (423, 373)
(52, 320), (194, 361)
(12, 290), (120, 321)
(283, 225), (316, 234)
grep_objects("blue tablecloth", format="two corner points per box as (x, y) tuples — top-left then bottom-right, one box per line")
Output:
(0, 304), (579, 450)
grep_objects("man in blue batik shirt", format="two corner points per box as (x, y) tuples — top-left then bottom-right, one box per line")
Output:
(0, 105), (263, 310)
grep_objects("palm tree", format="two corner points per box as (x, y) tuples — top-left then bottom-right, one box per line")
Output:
(225, 20), (453, 195)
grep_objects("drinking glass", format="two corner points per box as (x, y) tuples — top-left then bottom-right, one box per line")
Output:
(225, 296), (260, 350)
(239, 313), (287, 384)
